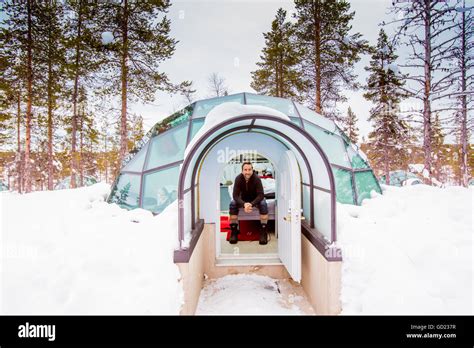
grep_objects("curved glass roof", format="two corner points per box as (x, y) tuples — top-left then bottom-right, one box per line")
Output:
(108, 92), (381, 213)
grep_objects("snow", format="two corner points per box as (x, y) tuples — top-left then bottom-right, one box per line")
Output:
(383, 62), (400, 75)
(381, 44), (390, 54)
(422, 168), (430, 179)
(387, 63), (400, 74)
(337, 184), (473, 314)
(1, 180), (472, 315)
(184, 102), (290, 158)
(409, 163), (424, 174)
(101, 31), (114, 45)
(0, 184), (183, 314)
(195, 274), (303, 315)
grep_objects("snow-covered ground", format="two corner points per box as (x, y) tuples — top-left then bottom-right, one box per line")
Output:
(0, 184), (183, 314)
(337, 184), (473, 315)
(195, 274), (304, 315)
(0, 182), (472, 315)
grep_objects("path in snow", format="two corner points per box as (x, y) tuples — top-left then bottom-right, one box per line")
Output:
(195, 274), (315, 315)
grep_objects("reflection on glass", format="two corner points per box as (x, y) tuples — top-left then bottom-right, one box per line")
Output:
(304, 121), (351, 167)
(146, 124), (188, 170)
(355, 171), (382, 204)
(108, 174), (141, 209)
(142, 166), (180, 213)
(148, 104), (193, 137)
(189, 118), (205, 142)
(332, 167), (355, 204)
(123, 141), (149, 172)
(295, 103), (336, 132)
(345, 142), (369, 169)
(193, 94), (244, 118)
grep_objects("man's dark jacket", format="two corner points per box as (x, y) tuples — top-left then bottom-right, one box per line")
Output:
(232, 172), (264, 207)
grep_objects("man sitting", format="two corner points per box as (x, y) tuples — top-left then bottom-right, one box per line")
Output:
(229, 162), (269, 245)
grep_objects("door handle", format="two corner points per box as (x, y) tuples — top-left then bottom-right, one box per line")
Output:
(285, 215), (305, 221)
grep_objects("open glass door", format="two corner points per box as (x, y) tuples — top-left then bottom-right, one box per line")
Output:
(277, 150), (302, 282)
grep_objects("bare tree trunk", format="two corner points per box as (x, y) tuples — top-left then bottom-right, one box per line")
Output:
(24, 0), (33, 193)
(383, 142), (389, 184)
(47, 43), (54, 190)
(119, 0), (129, 165)
(422, 0), (433, 185)
(79, 104), (84, 187)
(275, 62), (280, 97)
(384, 131), (390, 185)
(71, 0), (82, 189)
(313, 0), (322, 114)
(104, 131), (108, 183)
(278, 51), (283, 97)
(16, 90), (22, 193)
(459, 5), (468, 188)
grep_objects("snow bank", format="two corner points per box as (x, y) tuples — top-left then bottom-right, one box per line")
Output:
(337, 184), (473, 314)
(0, 184), (183, 314)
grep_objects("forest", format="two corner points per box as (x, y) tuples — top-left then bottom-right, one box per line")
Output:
(0, 0), (472, 192)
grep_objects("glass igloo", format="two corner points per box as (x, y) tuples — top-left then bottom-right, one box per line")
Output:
(108, 92), (380, 211)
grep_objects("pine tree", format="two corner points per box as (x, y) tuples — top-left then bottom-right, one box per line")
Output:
(100, 0), (192, 166)
(181, 81), (196, 104)
(364, 29), (410, 184)
(0, 0), (42, 192)
(0, 38), (15, 148)
(340, 107), (359, 144)
(251, 8), (307, 101)
(76, 87), (99, 186)
(64, 0), (103, 188)
(35, 0), (67, 190)
(0, 3), (26, 192)
(293, 0), (369, 119)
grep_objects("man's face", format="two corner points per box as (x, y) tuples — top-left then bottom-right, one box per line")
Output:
(242, 164), (253, 180)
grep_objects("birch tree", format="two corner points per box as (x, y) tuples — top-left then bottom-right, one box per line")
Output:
(208, 72), (229, 97)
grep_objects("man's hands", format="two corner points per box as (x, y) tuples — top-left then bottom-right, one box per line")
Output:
(244, 202), (253, 213)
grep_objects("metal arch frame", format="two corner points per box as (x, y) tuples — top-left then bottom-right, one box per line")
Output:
(177, 113), (338, 249)
(189, 126), (298, 231)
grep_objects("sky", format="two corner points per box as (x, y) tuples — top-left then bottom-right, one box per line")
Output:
(132, 0), (395, 141)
